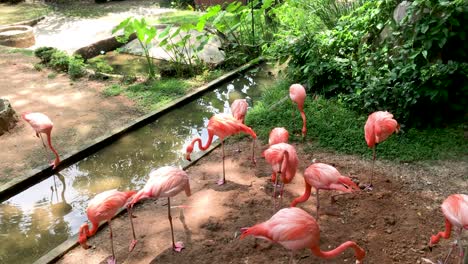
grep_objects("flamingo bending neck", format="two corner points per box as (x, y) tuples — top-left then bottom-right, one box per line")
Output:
(310, 241), (366, 262)
(430, 218), (452, 246)
(291, 181), (312, 207)
(46, 130), (60, 168)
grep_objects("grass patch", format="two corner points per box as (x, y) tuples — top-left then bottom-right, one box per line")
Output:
(53, 0), (161, 18)
(150, 10), (203, 25)
(0, 47), (34, 56)
(102, 84), (123, 97)
(47, 72), (57, 79)
(245, 81), (468, 162)
(0, 3), (51, 25)
(114, 69), (224, 111)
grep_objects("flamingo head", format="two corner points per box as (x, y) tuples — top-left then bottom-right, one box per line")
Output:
(428, 235), (439, 251)
(185, 145), (193, 161)
(20, 111), (31, 121)
(78, 223), (90, 249)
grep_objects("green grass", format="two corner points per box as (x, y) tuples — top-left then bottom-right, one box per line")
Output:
(0, 47), (34, 56)
(0, 3), (51, 25)
(104, 69), (224, 111)
(151, 10), (203, 25)
(245, 80), (468, 162)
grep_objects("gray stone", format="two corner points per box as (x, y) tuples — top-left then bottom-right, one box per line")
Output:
(0, 99), (19, 136)
(394, 1), (412, 24)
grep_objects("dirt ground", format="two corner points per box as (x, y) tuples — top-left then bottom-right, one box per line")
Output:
(57, 139), (467, 264)
(0, 50), (142, 184)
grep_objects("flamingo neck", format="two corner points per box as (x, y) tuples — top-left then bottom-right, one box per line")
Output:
(300, 111), (307, 136)
(310, 241), (365, 261)
(430, 218), (452, 245)
(46, 131), (60, 165)
(281, 150), (293, 183)
(291, 181), (312, 207)
(192, 131), (214, 151)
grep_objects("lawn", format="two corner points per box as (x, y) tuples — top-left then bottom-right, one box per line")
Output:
(0, 2), (51, 25)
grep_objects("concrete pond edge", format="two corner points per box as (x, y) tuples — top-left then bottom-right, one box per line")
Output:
(0, 56), (263, 202)
(32, 140), (221, 264)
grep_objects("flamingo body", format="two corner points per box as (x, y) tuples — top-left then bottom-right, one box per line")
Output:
(430, 194), (468, 246)
(130, 166), (191, 252)
(289, 84), (307, 137)
(263, 143), (298, 185)
(185, 113), (257, 184)
(241, 207), (366, 263)
(231, 99), (248, 123)
(22, 112), (60, 168)
(364, 111), (399, 148)
(268, 127), (289, 146)
(78, 189), (136, 264)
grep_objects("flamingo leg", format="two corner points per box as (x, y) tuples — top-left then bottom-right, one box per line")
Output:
(273, 171), (280, 210)
(251, 139), (256, 165)
(127, 206), (138, 252)
(279, 182), (285, 208)
(107, 221), (116, 264)
(217, 140), (226, 185)
(168, 197), (184, 252)
(364, 146), (376, 191)
(289, 251), (297, 264)
(38, 133), (47, 149)
(316, 189), (320, 220)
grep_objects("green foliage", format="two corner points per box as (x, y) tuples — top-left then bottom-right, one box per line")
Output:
(47, 72), (57, 79)
(102, 84), (123, 97)
(88, 57), (114, 73)
(302, 0), (367, 29)
(68, 56), (86, 80)
(113, 17), (158, 79)
(245, 82), (468, 162)
(124, 79), (189, 110)
(34, 47), (56, 63)
(287, 0), (468, 127)
(49, 50), (70, 72)
(33, 63), (44, 71)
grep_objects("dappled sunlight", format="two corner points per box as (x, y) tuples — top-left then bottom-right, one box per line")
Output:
(185, 189), (231, 228)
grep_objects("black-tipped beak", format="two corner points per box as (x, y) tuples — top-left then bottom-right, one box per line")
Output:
(429, 246), (432, 252)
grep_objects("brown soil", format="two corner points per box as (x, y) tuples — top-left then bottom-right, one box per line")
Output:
(0, 50), (142, 184)
(57, 139), (468, 264)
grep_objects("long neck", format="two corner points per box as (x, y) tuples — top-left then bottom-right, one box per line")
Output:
(193, 130), (214, 151)
(239, 123), (257, 139)
(282, 150), (295, 183)
(431, 218), (452, 245)
(311, 241), (365, 262)
(291, 181), (312, 207)
(300, 111), (307, 136)
(46, 131), (60, 165)
(88, 221), (99, 237)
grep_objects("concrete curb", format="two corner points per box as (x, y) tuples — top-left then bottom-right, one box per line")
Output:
(32, 140), (221, 264)
(0, 57), (263, 203)
(1, 16), (46, 28)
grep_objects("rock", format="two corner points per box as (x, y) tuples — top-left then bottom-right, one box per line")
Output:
(393, 1), (412, 24)
(0, 99), (18, 136)
(385, 228), (392, 234)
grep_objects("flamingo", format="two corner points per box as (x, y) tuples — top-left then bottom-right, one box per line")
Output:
(230, 99), (248, 124)
(291, 163), (360, 219)
(240, 207), (366, 264)
(268, 127), (289, 146)
(231, 98), (249, 152)
(289, 84), (307, 138)
(263, 143), (298, 209)
(21, 112), (60, 169)
(78, 189), (137, 264)
(129, 166), (191, 252)
(429, 194), (468, 264)
(364, 111), (399, 189)
(185, 113), (257, 185)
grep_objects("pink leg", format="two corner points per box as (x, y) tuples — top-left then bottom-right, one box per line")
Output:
(107, 221), (116, 264)
(217, 140), (226, 185)
(364, 146), (376, 191)
(127, 206), (138, 252)
(168, 197), (184, 252)
(273, 171), (280, 210)
(251, 139), (256, 165)
(316, 189), (320, 220)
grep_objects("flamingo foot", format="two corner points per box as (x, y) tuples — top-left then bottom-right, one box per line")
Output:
(107, 257), (116, 264)
(173, 241), (185, 252)
(362, 184), (373, 191)
(217, 179), (225, 185)
(129, 239), (138, 252)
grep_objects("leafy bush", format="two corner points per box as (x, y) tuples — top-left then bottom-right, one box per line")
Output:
(34, 47), (56, 63)
(88, 57), (114, 74)
(287, 0), (468, 127)
(68, 56), (86, 80)
(49, 50), (70, 72)
(102, 84), (123, 97)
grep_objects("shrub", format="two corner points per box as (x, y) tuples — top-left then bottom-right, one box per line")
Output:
(287, 0), (468, 127)
(68, 56), (86, 80)
(102, 84), (123, 97)
(49, 50), (70, 72)
(34, 47), (56, 63)
(88, 57), (114, 74)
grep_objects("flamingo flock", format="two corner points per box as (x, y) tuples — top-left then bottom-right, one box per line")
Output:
(21, 82), (466, 264)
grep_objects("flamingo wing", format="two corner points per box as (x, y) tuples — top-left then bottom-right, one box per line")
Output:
(442, 194), (468, 229)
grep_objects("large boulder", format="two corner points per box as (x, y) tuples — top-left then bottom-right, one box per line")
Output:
(0, 99), (19, 136)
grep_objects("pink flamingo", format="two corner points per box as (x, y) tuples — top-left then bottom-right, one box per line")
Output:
(364, 111), (399, 188)
(231, 99), (248, 124)
(289, 84), (307, 138)
(78, 189), (137, 264)
(231, 98), (249, 152)
(429, 194), (468, 264)
(22, 112), (60, 169)
(186, 113), (257, 185)
(129, 166), (191, 252)
(291, 163), (360, 219)
(268, 127), (289, 146)
(240, 207), (366, 263)
(263, 143), (298, 209)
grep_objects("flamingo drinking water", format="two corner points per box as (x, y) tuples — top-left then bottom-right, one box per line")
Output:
(22, 112), (60, 169)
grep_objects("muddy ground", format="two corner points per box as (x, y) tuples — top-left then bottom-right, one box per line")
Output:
(0, 50), (142, 184)
(57, 139), (467, 264)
